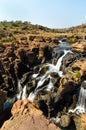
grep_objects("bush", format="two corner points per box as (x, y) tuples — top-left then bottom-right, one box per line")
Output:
(73, 70), (81, 81)
(67, 37), (77, 43)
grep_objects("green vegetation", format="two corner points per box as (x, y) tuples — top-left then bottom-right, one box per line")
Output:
(66, 36), (78, 43)
(73, 70), (81, 81)
(0, 21), (86, 45)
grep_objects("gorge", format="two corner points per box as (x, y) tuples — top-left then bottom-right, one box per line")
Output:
(0, 21), (86, 130)
(1, 40), (86, 130)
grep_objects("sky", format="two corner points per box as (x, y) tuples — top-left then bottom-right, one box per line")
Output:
(0, 0), (86, 28)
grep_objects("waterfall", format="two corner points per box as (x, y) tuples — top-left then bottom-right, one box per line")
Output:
(28, 49), (72, 102)
(16, 80), (22, 100)
(16, 81), (27, 100)
(16, 49), (72, 102)
(45, 49), (72, 77)
(28, 91), (37, 102)
(69, 81), (86, 114)
(28, 75), (53, 102)
(51, 116), (60, 124)
(56, 49), (72, 77)
(22, 85), (27, 100)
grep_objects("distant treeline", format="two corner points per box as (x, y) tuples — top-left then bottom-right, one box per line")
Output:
(0, 20), (86, 33)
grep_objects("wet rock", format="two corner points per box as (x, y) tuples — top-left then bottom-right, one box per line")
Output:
(55, 71), (79, 113)
(0, 90), (7, 114)
(0, 90), (9, 127)
(61, 52), (86, 73)
(43, 46), (53, 61)
(34, 91), (61, 118)
(1, 100), (61, 130)
(60, 114), (71, 127)
(0, 107), (11, 128)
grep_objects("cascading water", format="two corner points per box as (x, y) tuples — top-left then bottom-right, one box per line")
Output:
(69, 80), (86, 114)
(43, 50), (72, 77)
(22, 85), (27, 100)
(17, 80), (27, 100)
(16, 80), (22, 100)
(28, 49), (72, 102)
(56, 50), (72, 77)
(16, 40), (72, 103)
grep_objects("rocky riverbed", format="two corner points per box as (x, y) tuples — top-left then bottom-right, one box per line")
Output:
(0, 37), (86, 130)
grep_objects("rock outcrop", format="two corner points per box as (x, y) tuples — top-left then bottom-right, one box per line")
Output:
(0, 100), (60, 130)
(72, 41), (86, 53)
(60, 114), (71, 127)
(0, 40), (55, 95)
(73, 114), (86, 130)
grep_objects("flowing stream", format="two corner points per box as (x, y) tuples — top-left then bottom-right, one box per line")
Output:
(16, 40), (86, 115)
(17, 40), (72, 102)
(27, 49), (72, 102)
(69, 80), (86, 114)
(3, 39), (86, 130)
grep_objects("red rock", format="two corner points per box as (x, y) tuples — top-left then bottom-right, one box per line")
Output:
(73, 114), (86, 130)
(1, 100), (60, 130)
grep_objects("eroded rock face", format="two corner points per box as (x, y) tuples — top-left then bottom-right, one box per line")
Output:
(61, 52), (86, 73)
(1, 100), (60, 130)
(0, 41), (55, 95)
(72, 60), (86, 76)
(1, 36), (86, 130)
(72, 41), (86, 53)
(18, 54), (86, 121)
(0, 90), (7, 113)
(0, 90), (9, 127)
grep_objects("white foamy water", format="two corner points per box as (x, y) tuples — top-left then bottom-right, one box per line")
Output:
(69, 81), (86, 114)
(69, 106), (85, 115)
(28, 92), (37, 102)
(46, 78), (54, 91)
(45, 50), (72, 77)
(56, 50), (69, 70)
(17, 49), (72, 103)
(51, 116), (61, 124)
(28, 75), (53, 102)
(16, 80), (22, 100)
(32, 73), (39, 78)
(17, 81), (27, 100)
(22, 85), (27, 100)
(28, 49), (72, 102)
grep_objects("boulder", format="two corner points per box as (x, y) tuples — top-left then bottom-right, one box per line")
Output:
(60, 114), (71, 127)
(1, 100), (61, 130)
(73, 114), (86, 130)
(61, 52), (86, 73)
(72, 60), (86, 76)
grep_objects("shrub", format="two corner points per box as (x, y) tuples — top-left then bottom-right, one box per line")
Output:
(73, 70), (81, 81)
